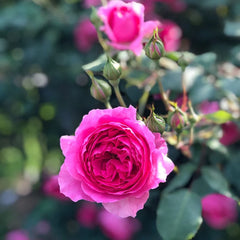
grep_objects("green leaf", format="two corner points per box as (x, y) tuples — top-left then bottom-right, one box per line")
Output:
(201, 166), (230, 195)
(224, 154), (240, 192)
(204, 110), (232, 124)
(157, 190), (202, 240)
(164, 163), (197, 194)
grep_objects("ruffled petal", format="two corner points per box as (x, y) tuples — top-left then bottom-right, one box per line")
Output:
(60, 135), (75, 157)
(103, 192), (149, 218)
(152, 150), (174, 183)
(58, 163), (93, 202)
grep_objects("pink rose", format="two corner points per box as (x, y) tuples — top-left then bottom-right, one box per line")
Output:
(76, 202), (98, 228)
(43, 175), (69, 200)
(98, 208), (141, 240)
(74, 18), (98, 52)
(219, 121), (240, 146)
(158, 20), (182, 51)
(201, 193), (238, 229)
(58, 106), (174, 217)
(97, 0), (158, 55)
(5, 230), (29, 240)
(197, 101), (220, 115)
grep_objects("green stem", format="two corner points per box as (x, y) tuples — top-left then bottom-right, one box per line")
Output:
(97, 31), (109, 52)
(113, 85), (127, 107)
(138, 86), (151, 116)
(157, 78), (171, 111)
(181, 69), (188, 112)
(105, 101), (112, 109)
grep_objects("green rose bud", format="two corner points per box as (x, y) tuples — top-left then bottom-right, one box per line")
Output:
(90, 78), (112, 103)
(86, 70), (112, 103)
(103, 57), (122, 82)
(144, 36), (165, 60)
(145, 109), (166, 133)
(168, 110), (187, 132)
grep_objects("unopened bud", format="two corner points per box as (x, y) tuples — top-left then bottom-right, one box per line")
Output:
(168, 110), (187, 132)
(145, 36), (165, 60)
(103, 57), (122, 82)
(86, 70), (112, 103)
(145, 109), (166, 133)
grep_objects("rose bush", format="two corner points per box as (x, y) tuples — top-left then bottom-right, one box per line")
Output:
(97, 0), (158, 55)
(58, 106), (174, 217)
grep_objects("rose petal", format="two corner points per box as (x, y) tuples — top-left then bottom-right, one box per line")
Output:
(103, 192), (149, 218)
(58, 163), (92, 202)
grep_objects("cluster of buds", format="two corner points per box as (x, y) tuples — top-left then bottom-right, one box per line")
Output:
(86, 56), (122, 106)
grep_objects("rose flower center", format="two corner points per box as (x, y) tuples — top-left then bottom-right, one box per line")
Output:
(82, 124), (149, 193)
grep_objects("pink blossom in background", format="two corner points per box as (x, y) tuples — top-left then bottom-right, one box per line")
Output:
(43, 175), (69, 200)
(76, 202), (98, 228)
(83, 0), (101, 8)
(198, 101), (220, 115)
(98, 208), (141, 240)
(158, 20), (182, 51)
(58, 106), (174, 217)
(97, 0), (158, 55)
(5, 230), (29, 240)
(219, 121), (240, 146)
(201, 193), (238, 229)
(74, 18), (98, 52)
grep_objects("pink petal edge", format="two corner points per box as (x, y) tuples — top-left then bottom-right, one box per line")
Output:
(102, 192), (149, 218)
(58, 163), (93, 202)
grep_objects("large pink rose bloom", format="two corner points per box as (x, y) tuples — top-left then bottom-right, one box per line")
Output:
(97, 0), (158, 55)
(201, 194), (238, 229)
(58, 106), (174, 217)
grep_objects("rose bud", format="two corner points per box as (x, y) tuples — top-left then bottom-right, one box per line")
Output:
(90, 77), (112, 103)
(103, 57), (122, 82)
(168, 110), (187, 132)
(144, 35), (165, 60)
(145, 110), (165, 133)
